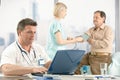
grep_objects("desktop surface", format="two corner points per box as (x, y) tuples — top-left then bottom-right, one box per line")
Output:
(0, 76), (32, 80)
(0, 73), (120, 80)
(36, 74), (120, 80)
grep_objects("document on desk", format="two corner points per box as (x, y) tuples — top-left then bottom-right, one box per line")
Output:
(74, 75), (118, 80)
(74, 75), (95, 80)
(33, 74), (62, 80)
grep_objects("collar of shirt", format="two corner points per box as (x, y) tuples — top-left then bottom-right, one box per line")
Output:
(94, 23), (105, 31)
(16, 41), (34, 53)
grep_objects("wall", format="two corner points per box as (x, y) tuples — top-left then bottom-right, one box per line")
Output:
(0, 0), (115, 55)
(58, 0), (115, 52)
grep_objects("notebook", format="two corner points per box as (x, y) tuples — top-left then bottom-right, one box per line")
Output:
(47, 50), (85, 75)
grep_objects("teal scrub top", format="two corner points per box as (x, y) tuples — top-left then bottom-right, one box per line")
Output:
(46, 19), (66, 60)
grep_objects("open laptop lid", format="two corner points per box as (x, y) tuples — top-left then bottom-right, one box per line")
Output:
(47, 50), (85, 75)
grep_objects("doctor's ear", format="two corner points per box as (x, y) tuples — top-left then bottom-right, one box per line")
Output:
(17, 30), (22, 36)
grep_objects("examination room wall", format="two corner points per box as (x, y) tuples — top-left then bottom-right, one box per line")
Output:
(0, 0), (115, 57)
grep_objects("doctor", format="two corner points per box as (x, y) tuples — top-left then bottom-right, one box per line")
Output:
(0, 18), (51, 76)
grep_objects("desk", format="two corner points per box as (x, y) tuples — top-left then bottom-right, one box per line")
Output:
(56, 75), (120, 80)
(0, 74), (120, 80)
(0, 76), (32, 80)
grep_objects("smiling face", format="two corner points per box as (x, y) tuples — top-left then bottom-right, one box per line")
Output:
(18, 25), (36, 45)
(93, 12), (105, 28)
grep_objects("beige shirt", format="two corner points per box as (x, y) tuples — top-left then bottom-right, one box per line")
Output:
(86, 24), (114, 53)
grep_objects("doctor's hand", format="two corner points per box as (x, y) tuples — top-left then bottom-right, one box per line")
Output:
(32, 66), (48, 74)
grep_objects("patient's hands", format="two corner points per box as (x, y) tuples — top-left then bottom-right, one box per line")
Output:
(87, 38), (94, 44)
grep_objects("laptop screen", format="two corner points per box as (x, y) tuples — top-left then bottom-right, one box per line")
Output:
(47, 50), (85, 75)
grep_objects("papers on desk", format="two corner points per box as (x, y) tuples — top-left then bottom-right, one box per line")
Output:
(33, 74), (61, 80)
(74, 75), (95, 80)
(27, 73), (120, 80)
(73, 75), (117, 80)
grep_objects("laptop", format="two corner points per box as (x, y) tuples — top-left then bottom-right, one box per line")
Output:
(47, 50), (85, 75)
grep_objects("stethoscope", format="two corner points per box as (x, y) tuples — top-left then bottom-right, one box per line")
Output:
(16, 42), (37, 65)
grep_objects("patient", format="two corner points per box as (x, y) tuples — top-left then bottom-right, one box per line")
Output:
(75, 10), (114, 75)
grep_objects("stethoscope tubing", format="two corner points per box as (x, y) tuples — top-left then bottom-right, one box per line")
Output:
(16, 42), (36, 65)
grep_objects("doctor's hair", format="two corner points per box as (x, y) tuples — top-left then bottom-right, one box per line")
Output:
(17, 18), (37, 35)
(54, 2), (67, 17)
(94, 10), (106, 23)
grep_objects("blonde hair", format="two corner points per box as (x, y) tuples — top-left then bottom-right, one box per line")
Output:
(54, 2), (67, 17)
